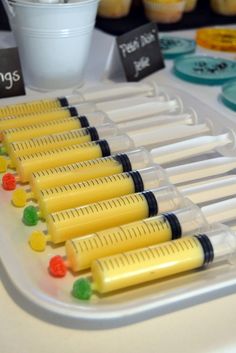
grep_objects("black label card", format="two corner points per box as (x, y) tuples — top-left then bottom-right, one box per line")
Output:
(116, 23), (165, 82)
(0, 47), (25, 98)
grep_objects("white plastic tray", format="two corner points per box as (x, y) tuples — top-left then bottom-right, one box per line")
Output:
(1, 86), (236, 329)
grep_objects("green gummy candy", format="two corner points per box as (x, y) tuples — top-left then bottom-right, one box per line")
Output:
(23, 206), (39, 226)
(72, 278), (92, 300)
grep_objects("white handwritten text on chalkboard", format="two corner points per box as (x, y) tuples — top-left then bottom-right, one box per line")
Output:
(134, 57), (150, 78)
(0, 70), (21, 90)
(116, 23), (165, 81)
(0, 47), (25, 98)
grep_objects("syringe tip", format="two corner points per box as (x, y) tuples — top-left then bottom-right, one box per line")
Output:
(12, 189), (27, 207)
(0, 157), (8, 173)
(49, 256), (67, 277)
(23, 205), (39, 226)
(2, 173), (16, 190)
(29, 230), (46, 252)
(72, 278), (92, 300)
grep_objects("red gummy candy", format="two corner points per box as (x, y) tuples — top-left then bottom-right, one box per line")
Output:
(2, 173), (16, 190)
(49, 255), (67, 277)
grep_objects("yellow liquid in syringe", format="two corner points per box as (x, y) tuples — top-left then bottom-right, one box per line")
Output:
(90, 236), (205, 294)
(29, 155), (126, 198)
(0, 97), (65, 118)
(2, 116), (85, 146)
(7, 127), (98, 167)
(15, 140), (108, 182)
(29, 191), (158, 251)
(36, 172), (140, 217)
(0, 106), (77, 131)
(65, 215), (173, 272)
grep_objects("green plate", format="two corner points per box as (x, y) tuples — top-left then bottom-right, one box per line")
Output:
(174, 55), (236, 85)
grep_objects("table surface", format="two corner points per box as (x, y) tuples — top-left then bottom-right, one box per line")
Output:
(1, 27), (236, 353)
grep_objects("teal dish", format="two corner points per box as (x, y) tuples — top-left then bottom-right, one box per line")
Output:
(174, 55), (236, 85)
(160, 36), (196, 59)
(221, 79), (236, 111)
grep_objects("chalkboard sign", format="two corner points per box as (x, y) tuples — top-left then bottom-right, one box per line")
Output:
(0, 47), (25, 98)
(116, 22), (165, 81)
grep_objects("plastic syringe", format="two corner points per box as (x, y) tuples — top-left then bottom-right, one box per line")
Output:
(0, 80), (161, 118)
(5, 132), (236, 192)
(0, 112), (110, 147)
(21, 167), (236, 222)
(3, 148), (151, 191)
(28, 185), (184, 251)
(71, 222), (236, 299)
(1, 118), (211, 181)
(28, 177), (236, 250)
(0, 92), (168, 130)
(27, 154), (236, 197)
(152, 129), (236, 164)
(0, 95), (184, 157)
(0, 94), (179, 133)
(0, 107), (195, 161)
(49, 198), (236, 275)
(2, 124), (119, 168)
(9, 150), (236, 206)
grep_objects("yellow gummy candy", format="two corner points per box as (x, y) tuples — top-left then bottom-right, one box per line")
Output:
(12, 189), (27, 207)
(29, 231), (46, 252)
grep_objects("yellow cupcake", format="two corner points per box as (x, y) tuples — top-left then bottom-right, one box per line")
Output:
(184, 0), (198, 12)
(143, 0), (186, 23)
(98, 0), (132, 18)
(210, 0), (236, 15)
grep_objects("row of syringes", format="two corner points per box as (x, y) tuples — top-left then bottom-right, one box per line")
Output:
(1, 81), (235, 298)
(1, 89), (236, 237)
(0, 86), (235, 235)
(0, 93), (197, 177)
(0, 80), (234, 186)
(71, 222), (236, 299)
(0, 105), (232, 185)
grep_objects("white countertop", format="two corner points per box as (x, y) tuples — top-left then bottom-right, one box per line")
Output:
(1, 26), (236, 353)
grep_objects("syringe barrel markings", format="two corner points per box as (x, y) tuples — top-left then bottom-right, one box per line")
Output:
(0, 106), (79, 132)
(29, 149), (151, 197)
(64, 204), (207, 272)
(2, 116), (89, 146)
(90, 235), (212, 294)
(7, 124), (116, 166)
(36, 166), (167, 217)
(0, 97), (66, 118)
(66, 214), (178, 272)
(0, 81), (159, 118)
(46, 185), (182, 244)
(15, 135), (133, 182)
(16, 142), (104, 182)
(37, 171), (142, 217)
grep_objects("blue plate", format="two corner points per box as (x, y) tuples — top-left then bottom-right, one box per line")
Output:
(221, 79), (236, 111)
(174, 55), (236, 85)
(160, 36), (196, 59)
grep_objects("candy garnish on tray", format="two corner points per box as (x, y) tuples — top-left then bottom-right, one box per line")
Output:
(2, 173), (16, 190)
(49, 256), (68, 277)
(72, 278), (92, 300)
(12, 189), (28, 207)
(23, 205), (39, 226)
(28, 231), (47, 252)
